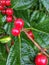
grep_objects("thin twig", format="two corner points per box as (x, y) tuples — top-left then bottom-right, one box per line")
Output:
(5, 44), (10, 53)
(13, 16), (17, 20)
(23, 28), (49, 58)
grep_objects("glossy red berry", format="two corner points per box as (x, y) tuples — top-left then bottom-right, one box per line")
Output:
(35, 54), (48, 65)
(2, 9), (6, 14)
(6, 8), (13, 16)
(11, 28), (20, 36)
(0, 0), (6, 6)
(14, 18), (24, 30)
(27, 30), (34, 39)
(6, 0), (11, 6)
(6, 16), (13, 23)
(0, 5), (4, 10)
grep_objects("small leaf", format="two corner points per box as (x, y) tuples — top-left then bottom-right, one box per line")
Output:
(0, 36), (11, 43)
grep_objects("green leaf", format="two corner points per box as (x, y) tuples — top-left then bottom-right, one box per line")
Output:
(0, 13), (6, 27)
(6, 37), (21, 65)
(0, 44), (7, 65)
(21, 39), (36, 65)
(41, 0), (49, 12)
(33, 31), (49, 48)
(0, 13), (3, 27)
(11, 0), (34, 10)
(30, 11), (49, 34)
(0, 28), (5, 34)
(0, 36), (11, 43)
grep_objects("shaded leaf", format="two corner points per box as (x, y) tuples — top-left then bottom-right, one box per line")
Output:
(11, 0), (34, 10)
(41, 0), (49, 12)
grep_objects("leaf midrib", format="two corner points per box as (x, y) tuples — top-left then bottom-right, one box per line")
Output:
(26, 27), (49, 35)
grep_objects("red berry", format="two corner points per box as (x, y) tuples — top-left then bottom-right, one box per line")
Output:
(6, 16), (13, 23)
(14, 18), (24, 30)
(0, 5), (4, 10)
(6, 8), (13, 16)
(0, 0), (6, 6)
(11, 28), (20, 36)
(6, 0), (11, 6)
(35, 54), (48, 65)
(27, 30), (34, 39)
(2, 9), (6, 14)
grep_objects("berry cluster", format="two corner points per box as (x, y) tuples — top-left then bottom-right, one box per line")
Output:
(0, 0), (24, 36)
(0, 0), (34, 38)
(0, 0), (13, 23)
(11, 18), (24, 36)
(0, 0), (11, 8)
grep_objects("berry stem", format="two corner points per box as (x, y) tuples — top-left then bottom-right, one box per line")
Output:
(13, 15), (17, 20)
(23, 28), (49, 58)
(18, 34), (21, 64)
